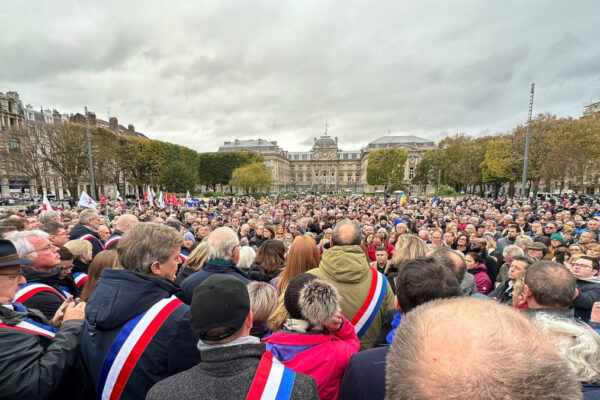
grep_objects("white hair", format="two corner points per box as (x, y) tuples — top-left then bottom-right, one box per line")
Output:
(39, 210), (60, 225)
(531, 313), (600, 384)
(206, 227), (239, 261)
(8, 230), (49, 259)
(237, 246), (256, 270)
(503, 245), (525, 258)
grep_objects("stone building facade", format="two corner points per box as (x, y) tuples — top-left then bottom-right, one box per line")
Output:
(218, 134), (436, 194)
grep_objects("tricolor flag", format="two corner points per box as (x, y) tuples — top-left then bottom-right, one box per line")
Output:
(42, 194), (54, 211)
(432, 195), (438, 208)
(78, 191), (97, 209)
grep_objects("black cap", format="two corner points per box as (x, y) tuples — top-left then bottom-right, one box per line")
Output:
(0, 239), (34, 267)
(190, 275), (250, 341)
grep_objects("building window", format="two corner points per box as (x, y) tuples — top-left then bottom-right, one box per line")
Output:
(409, 167), (414, 179)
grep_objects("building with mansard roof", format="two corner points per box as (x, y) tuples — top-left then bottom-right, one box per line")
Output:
(218, 134), (435, 194)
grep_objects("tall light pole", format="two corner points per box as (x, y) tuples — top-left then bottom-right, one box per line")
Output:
(85, 107), (97, 200)
(521, 83), (535, 197)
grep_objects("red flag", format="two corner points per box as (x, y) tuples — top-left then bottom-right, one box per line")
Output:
(172, 192), (176, 206)
(179, 195), (183, 206)
(100, 194), (106, 205)
(143, 192), (147, 203)
(165, 191), (170, 205)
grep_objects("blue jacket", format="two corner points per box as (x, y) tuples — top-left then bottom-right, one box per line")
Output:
(180, 259), (249, 304)
(338, 346), (389, 400)
(82, 269), (200, 400)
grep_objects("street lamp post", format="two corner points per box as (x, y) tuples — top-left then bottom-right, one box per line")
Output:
(521, 83), (535, 197)
(85, 107), (97, 200)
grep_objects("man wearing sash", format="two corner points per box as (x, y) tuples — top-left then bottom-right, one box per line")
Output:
(68, 209), (105, 257)
(147, 274), (319, 400)
(82, 223), (200, 400)
(308, 219), (395, 349)
(105, 214), (139, 250)
(0, 239), (90, 399)
(8, 230), (66, 320)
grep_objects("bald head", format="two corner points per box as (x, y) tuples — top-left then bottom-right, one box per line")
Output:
(331, 219), (361, 246)
(116, 214), (139, 232)
(386, 297), (581, 400)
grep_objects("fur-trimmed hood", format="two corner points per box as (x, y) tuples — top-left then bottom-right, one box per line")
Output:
(299, 279), (339, 327)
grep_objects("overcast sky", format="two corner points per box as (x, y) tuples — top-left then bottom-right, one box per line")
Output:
(1, 1), (599, 152)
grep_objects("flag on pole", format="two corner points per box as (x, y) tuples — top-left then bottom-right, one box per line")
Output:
(165, 191), (170, 205)
(116, 190), (122, 201)
(78, 191), (97, 209)
(186, 190), (191, 202)
(43, 194), (54, 211)
(432, 195), (438, 208)
(399, 193), (408, 206)
(171, 192), (176, 206)
(151, 188), (156, 197)
(158, 191), (165, 208)
(138, 201), (142, 212)
(100, 194), (106, 205)
(179, 195), (183, 206)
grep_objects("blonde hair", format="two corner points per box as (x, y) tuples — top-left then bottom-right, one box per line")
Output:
(248, 282), (278, 326)
(482, 235), (497, 250)
(390, 234), (428, 273)
(184, 242), (208, 271)
(64, 240), (92, 258)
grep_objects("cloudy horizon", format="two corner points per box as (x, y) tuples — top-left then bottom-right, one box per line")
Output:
(1, 0), (599, 152)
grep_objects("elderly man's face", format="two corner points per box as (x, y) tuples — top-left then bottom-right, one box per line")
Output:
(527, 249), (544, 260)
(86, 213), (101, 230)
(98, 225), (110, 241)
(28, 236), (60, 270)
(0, 266), (26, 304)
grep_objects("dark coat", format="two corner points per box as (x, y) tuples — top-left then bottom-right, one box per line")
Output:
(583, 384), (600, 400)
(572, 279), (600, 322)
(180, 260), (249, 304)
(72, 258), (90, 275)
(146, 343), (319, 400)
(0, 304), (91, 400)
(20, 267), (65, 320)
(175, 266), (196, 286)
(338, 346), (389, 400)
(247, 263), (283, 283)
(68, 223), (104, 257)
(82, 269), (200, 400)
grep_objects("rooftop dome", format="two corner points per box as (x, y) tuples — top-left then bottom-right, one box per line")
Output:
(313, 135), (337, 148)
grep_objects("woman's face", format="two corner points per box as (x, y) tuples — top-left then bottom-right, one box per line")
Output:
(587, 247), (600, 259)
(366, 234), (374, 244)
(263, 229), (272, 239)
(276, 225), (284, 234)
(465, 255), (476, 269)
(59, 259), (74, 279)
(570, 247), (583, 256)
(457, 236), (468, 247)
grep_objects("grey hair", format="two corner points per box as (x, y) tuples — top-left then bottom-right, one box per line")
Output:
(247, 281), (278, 325)
(332, 219), (361, 246)
(8, 230), (49, 259)
(79, 209), (98, 225)
(39, 210), (61, 225)
(206, 227), (239, 261)
(117, 223), (182, 275)
(532, 313), (600, 384)
(237, 246), (256, 270)
(503, 245), (525, 258)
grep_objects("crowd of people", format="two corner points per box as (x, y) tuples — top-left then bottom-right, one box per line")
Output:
(0, 193), (599, 399)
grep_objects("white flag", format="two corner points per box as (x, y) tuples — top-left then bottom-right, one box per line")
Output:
(116, 190), (122, 200)
(78, 191), (97, 209)
(186, 190), (191, 202)
(43, 194), (53, 211)
(146, 185), (154, 203)
(158, 191), (165, 208)
(138, 201), (142, 212)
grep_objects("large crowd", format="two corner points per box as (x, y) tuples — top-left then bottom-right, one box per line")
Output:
(0, 193), (599, 400)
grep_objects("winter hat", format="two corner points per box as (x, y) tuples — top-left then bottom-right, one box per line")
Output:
(190, 274), (250, 341)
(393, 218), (403, 228)
(285, 273), (340, 327)
(284, 273), (319, 320)
(550, 233), (565, 244)
(183, 232), (195, 242)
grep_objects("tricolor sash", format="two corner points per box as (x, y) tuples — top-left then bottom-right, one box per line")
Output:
(0, 302), (58, 338)
(96, 296), (183, 400)
(350, 268), (387, 338)
(246, 352), (296, 400)
(104, 235), (121, 249)
(179, 251), (189, 263)
(74, 272), (88, 288)
(79, 234), (105, 250)
(14, 282), (67, 303)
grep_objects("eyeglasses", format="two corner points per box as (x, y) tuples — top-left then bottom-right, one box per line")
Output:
(570, 263), (593, 270)
(0, 269), (24, 279)
(22, 244), (56, 255)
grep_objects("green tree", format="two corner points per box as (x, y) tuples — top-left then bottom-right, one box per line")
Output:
(161, 160), (198, 193)
(230, 162), (273, 195)
(412, 148), (444, 185)
(366, 148), (409, 192)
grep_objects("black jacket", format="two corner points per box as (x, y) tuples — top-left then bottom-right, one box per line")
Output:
(572, 279), (600, 322)
(0, 303), (91, 400)
(82, 269), (200, 400)
(146, 343), (319, 400)
(338, 346), (389, 400)
(21, 267), (65, 320)
(68, 223), (104, 257)
(247, 263), (283, 283)
(180, 260), (249, 304)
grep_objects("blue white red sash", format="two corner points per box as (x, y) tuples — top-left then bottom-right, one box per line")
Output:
(79, 234), (105, 250)
(104, 235), (121, 249)
(73, 272), (88, 288)
(179, 251), (189, 263)
(0, 303), (58, 338)
(246, 351), (296, 400)
(14, 282), (67, 303)
(350, 268), (387, 338)
(96, 295), (183, 400)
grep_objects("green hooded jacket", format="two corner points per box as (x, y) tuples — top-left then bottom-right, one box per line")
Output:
(309, 245), (395, 350)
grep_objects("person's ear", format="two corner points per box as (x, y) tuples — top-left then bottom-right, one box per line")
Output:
(149, 261), (161, 276)
(524, 284), (533, 300)
(245, 311), (253, 329)
(394, 297), (402, 311)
